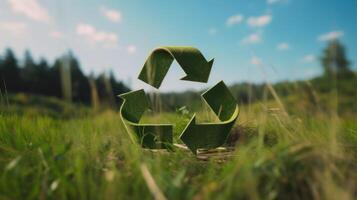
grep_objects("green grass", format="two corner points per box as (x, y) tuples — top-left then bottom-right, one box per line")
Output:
(0, 94), (357, 200)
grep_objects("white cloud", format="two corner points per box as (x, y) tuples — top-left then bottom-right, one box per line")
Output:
(251, 56), (262, 65)
(127, 45), (136, 54)
(226, 14), (244, 26)
(8, 0), (50, 23)
(277, 42), (290, 51)
(0, 21), (27, 35)
(302, 54), (316, 63)
(247, 15), (272, 27)
(100, 6), (122, 23)
(76, 23), (118, 45)
(208, 28), (217, 35)
(241, 32), (262, 44)
(318, 30), (344, 42)
(50, 31), (63, 39)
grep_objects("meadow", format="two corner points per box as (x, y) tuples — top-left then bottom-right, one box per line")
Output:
(1, 0), (357, 198)
(1, 85), (356, 200)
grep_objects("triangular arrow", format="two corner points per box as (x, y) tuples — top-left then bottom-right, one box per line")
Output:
(138, 46), (214, 89)
(179, 81), (239, 154)
(119, 89), (173, 149)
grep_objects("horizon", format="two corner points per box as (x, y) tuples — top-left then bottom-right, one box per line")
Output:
(0, 0), (356, 92)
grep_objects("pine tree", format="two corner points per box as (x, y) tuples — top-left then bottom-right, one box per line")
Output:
(49, 59), (63, 98)
(0, 48), (21, 92)
(21, 50), (37, 93)
(37, 58), (51, 95)
(67, 52), (91, 104)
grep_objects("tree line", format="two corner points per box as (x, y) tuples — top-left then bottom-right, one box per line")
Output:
(0, 48), (130, 107)
(0, 40), (355, 111)
(160, 40), (356, 111)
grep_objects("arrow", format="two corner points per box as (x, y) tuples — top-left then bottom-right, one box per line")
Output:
(138, 46), (214, 89)
(179, 81), (239, 154)
(119, 89), (173, 149)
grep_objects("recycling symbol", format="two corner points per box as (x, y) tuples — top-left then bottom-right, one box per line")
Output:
(119, 46), (239, 154)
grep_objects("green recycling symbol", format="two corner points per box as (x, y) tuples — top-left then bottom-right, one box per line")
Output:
(119, 46), (239, 154)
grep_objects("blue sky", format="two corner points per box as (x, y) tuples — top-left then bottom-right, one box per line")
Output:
(0, 0), (356, 92)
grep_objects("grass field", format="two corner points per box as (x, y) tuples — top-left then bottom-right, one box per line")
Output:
(0, 92), (357, 200)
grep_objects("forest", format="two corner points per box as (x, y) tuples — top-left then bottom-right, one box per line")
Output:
(0, 48), (130, 107)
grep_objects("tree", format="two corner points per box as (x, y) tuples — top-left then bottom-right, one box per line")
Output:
(21, 50), (38, 93)
(49, 59), (63, 98)
(36, 58), (51, 95)
(109, 71), (130, 104)
(0, 48), (21, 92)
(320, 40), (352, 77)
(67, 52), (91, 104)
